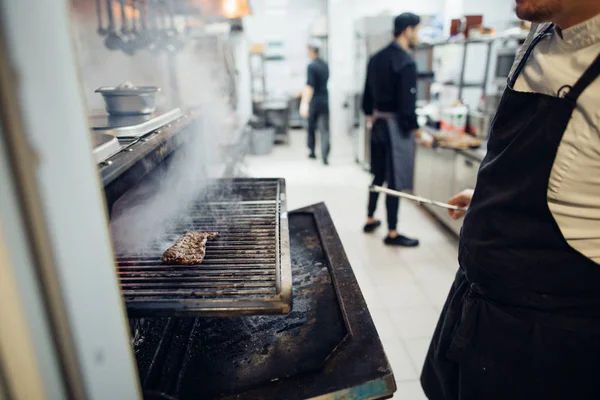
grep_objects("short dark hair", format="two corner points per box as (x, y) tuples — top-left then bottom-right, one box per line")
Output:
(394, 13), (421, 37)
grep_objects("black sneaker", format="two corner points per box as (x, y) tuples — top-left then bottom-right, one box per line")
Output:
(323, 159), (329, 165)
(309, 153), (317, 159)
(384, 235), (420, 247)
(363, 220), (381, 233)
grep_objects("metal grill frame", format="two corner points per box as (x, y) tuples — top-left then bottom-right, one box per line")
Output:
(116, 178), (292, 317)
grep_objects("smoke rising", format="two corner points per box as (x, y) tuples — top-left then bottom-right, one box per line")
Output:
(110, 38), (241, 256)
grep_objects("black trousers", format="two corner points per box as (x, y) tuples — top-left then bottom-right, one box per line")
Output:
(307, 101), (330, 160)
(368, 131), (400, 231)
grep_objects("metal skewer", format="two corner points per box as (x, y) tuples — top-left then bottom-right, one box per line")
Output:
(370, 185), (468, 211)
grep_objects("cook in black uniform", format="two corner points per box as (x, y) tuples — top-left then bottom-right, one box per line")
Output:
(362, 13), (433, 246)
(300, 43), (330, 165)
(422, 0), (600, 399)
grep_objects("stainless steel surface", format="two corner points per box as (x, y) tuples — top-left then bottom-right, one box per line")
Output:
(92, 132), (123, 163)
(370, 185), (467, 211)
(483, 93), (502, 114)
(430, 147), (457, 207)
(414, 144), (434, 200)
(493, 45), (519, 85)
(458, 144), (487, 162)
(468, 110), (491, 140)
(95, 86), (160, 115)
(414, 146), (477, 235)
(114, 178), (292, 317)
(354, 16), (394, 170)
(90, 108), (183, 138)
(454, 153), (481, 194)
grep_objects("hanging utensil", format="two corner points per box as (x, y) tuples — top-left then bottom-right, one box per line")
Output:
(137, 0), (151, 49)
(151, 0), (166, 53)
(119, 0), (129, 35)
(130, 0), (139, 36)
(369, 185), (468, 211)
(104, 0), (124, 50)
(128, 0), (143, 52)
(96, 0), (108, 35)
(145, 0), (161, 52)
(119, 0), (136, 54)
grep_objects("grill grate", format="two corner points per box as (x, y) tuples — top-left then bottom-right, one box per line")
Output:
(115, 178), (292, 317)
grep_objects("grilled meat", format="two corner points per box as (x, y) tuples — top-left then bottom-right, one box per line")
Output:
(161, 232), (218, 265)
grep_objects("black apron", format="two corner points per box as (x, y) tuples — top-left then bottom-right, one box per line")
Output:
(421, 25), (600, 400)
(371, 110), (415, 191)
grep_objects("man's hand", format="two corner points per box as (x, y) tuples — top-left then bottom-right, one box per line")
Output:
(299, 102), (309, 119)
(365, 115), (373, 130)
(448, 189), (474, 220)
(419, 131), (434, 148)
(414, 129), (434, 148)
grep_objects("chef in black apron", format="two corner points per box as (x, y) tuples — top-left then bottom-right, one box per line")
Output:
(421, 20), (600, 400)
(362, 13), (433, 247)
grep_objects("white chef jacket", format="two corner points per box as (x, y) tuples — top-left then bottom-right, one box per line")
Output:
(511, 14), (600, 263)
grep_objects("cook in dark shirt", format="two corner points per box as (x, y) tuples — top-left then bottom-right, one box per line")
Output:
(361, 13), (433, 247)
(300, 44), (330, 165)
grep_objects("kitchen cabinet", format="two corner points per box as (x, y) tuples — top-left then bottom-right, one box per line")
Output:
(414, 145), (434, 200)
(414, 146), (482, 235)
(454, 152), (480, 194)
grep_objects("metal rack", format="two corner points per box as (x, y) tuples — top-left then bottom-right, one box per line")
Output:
(455, 39), (494, 99)
(417, 38), (494, 102)
(249, 46), (267, 106)
(114, 178), (292, 317)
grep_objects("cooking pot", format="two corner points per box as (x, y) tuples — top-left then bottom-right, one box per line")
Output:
(96, 85), (160, 115)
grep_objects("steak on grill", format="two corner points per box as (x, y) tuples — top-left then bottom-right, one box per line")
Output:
(162, 232), (218, 265)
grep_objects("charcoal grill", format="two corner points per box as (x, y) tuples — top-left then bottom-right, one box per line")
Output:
(131, 203), (396, 400)
(97, 110), (395, 399)
(115, 178), (292, 317)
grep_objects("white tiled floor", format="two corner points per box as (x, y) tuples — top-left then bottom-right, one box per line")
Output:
(244, 130), (459, 399)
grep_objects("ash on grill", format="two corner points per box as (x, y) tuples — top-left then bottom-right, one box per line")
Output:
(113, 179), (292, 318)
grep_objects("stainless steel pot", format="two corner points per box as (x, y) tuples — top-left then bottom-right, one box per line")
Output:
(96, 86), (160, 115)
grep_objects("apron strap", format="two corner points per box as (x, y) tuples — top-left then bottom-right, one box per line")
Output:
(563, 52), (600, 103)
(509, 24), (555, 88)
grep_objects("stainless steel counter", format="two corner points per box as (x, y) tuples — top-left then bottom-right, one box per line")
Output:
(414, 141), (486, 235)
(423, 125), (487, 162)
(90, 108), (183, 138)
(457, 144), (487, 162)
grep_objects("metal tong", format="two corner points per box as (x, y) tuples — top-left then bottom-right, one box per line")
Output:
(370, 185), (468, 211)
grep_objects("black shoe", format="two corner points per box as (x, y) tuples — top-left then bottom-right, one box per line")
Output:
(309, 153), (317, 159)
(323, 159), (329, 165)
(363, 220), (381, 233)
(384, 235), (420, 247)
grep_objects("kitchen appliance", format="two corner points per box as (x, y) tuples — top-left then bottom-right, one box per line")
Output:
(414, 45), (435, 102)
(493, 45), (518, 86)
(96, 85), (160, 115)
(468, 110), (492, 140)
(92, 132), (122, 163)
(94, 107), (396, 398)
(353, 15), (394, 170)
(115, 178), (292, 317)
(90, 108), (183, 138)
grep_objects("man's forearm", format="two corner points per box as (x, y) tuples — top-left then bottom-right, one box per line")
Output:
(300, 85), (314, 108)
